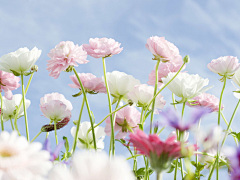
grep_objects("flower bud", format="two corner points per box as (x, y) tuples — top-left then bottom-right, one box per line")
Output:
(31, 65), (38, 72)
(183, 55), (190, 64)
(41, 117), (70, 132)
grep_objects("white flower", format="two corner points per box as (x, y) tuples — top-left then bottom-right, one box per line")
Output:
(48, 151), (135, 180)
(232, 68), (240, 99)
(1, 94), (30, 122)
(0, 131), (52, 180)
(0, 47), (41, 74)
(168, 130), (189, 143)
(162, 72), (212, 101)
(106, 71), (141, 100)
(71, 121), (105, 150)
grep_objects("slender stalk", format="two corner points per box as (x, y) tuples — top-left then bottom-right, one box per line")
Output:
(196, 119), (201, 176)
(157, 126), (166, 135)
(140, 107), (145, 125)
(71, 98), (85, 154)
(31, 131), (42, 142)
(194, 152), (227, 164)
(157, 173), (162, 180)
(172, 93), (177, 110)
(174, 160), (178, 180)
(125, 154), (141, 161)
(21, 74), (29, 141)
(73, 68), (97, 150)
(144, 156), (149, 180)
(10, 118), (14, 130)
(208, 160), (217, 180)
(54, 120), (58, 145)
(150, 60), (160, 134)
(0, 93), (3, 131)
(102, 57), (114, 156)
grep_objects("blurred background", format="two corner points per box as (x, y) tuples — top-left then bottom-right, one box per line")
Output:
(1, 0), (240, 179)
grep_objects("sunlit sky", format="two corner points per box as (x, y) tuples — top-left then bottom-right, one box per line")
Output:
(1, 0), (240, 179)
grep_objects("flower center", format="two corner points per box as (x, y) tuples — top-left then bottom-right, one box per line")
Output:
(0, 150), (15, 158)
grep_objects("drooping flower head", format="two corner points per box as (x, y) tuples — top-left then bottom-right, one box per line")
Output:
(186, 93), (224, 112)
(105, 106), (140, 139)
(207, 56), (240, 79)
(0, 131), (52, 180)
(71, 121), (105, 151)
(82, 38), (123, 58)
(145, 36), (182, 63)
(69, 73), (106, 95)
(40, 92), (72, 122)
(47, 41), (88, 79)
(0, 47), (41, 75)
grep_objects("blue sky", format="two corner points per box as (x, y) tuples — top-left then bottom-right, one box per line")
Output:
(1, 0), (240, 179)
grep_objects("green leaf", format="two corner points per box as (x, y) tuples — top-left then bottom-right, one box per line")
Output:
(10, 69), (21, 76)
(135, 167), (154, 179)
(138, 123), (143, 130)
(166, 164), (175, 173)
(145, 110), (153, 119)
(230, 132), (240, 142)
(63, 136), (69, 152)
(78, 138), (87, 145)
(112, 97), (118, 105)
(73, 120), (78, 125)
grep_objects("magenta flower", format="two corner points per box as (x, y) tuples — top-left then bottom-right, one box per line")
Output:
(148, 62), (185, 87)
(186, 93), (224, 112)
(0, 70), (20, 100)
(47, 41), (89, 79)
(145, 36), (182, 63)
(82, 38), (123, 58)
(207, 56), (240, 78)
(69, 73), (106, 94)
(105, 106), (140, 139)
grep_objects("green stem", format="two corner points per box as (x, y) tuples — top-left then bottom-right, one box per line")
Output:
(10, 118), (14, 130)
(157, 126), (166, 135)
(0, 93), (3, 131)
(172, 93), (177, 110)
(102, 57), (114, 157)
(150, 60), (160, 134)
(31, 131), (42, 143)
(144, 156), (149, 180)
(171, 162), (188, 174)
(21, 74), (29, 141)
(157, 173), (162, 180)
(73, 68), (97, 150)
(54, 120), (58, 145)
(208, 160), (217, 180)
(174, 159), (178, 180)
(194, 152), (227, 164)
(125, 154), (141, 161)
(196, 119), (201, 174)
(71, 98), (85, 154)
(140, 107), (145, 125)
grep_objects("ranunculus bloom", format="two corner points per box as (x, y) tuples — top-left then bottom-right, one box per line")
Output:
(148, 62), (185, 88)
(0, 70), (20, 100)
(186, 93), (224, 112)
(40, 93), (72, 121)
(69, 73), (106, 94)
(82, 38), (123, 58)
(106, 71), (141, 101)
(71, 121), (105, 150)
(162, 72), (212, 101)
(105, 106), (140, 139)
(47, 41), (88, 79)
(0, 131), (52, 180)
(145, 36), (182, 63)
(207, 56), (240, 78)
(1, 94), (30, 122)
(0, 47), (41, 74)
(127, 84), (166, 112)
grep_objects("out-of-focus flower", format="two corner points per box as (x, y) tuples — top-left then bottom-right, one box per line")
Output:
(129, 130), (181, 173)
(82, 38), (123, 58)
(168, 131), (189, 143)
(0, 131), (52, 180)
(106, 71), (141, 101)
(148, 62), (185, 88)
(0, 70), (20, 100)
(225, 146), (240, 180)
(47, 41), (88, 79)
(186, 93), (224, 112)
(145, 36), (182, 63)
(232, 67), (240, 99)
(127, 84), (166, 112)
(199, 149), (225, 169)
(105, 106), (140, 139)
(162, 72), (212, 103)
(160, 107), (210, 132)
(43, 139), (65, 162)
(69, 73), (106, 94)
(48, 151), (135, 180)
(71, 121), (105, 151)
(40, 93), (72, 122)
(207, 56), (240, 79)
(1, 94), (30, 122)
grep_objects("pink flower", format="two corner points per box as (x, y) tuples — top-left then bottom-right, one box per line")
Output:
(186, 93), (224, 112)
(105, 106), (140, 139)
(0, 70), (20, 100)
(128, 130), (181, 173)
(40, 93), (72, 121)
(207, 56), (240, 78)
(82, 38), (123, 58)
(145, 36), (182, 63)
(148, 62), (185, 87)
(69, 73), (106, 94)
(47, 41), (89, 79)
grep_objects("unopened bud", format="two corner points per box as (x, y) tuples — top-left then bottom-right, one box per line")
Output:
(31, 65), (38, 72)
(65, 65), (74, 72)
(183, 55), (190, 64)
(41, 117), (70, 132)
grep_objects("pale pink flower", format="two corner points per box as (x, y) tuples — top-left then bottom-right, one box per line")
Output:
(186, 93), (224, 112)
(40, 93), (72, 121)
(47, 41), (88, 79)
(207, 56), (240, 78)
(82, 38), (123, 58)
(0, 70), (20, 100)
(148, 62), (185, 88)
(145, 36), (182, 63)
(105, 106), (140, 139)
(69, 73), (106, 94)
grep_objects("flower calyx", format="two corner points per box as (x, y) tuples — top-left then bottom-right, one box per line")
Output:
(65, 65), (74, 72)
(152, 55), (169, 63)
(116, 118), (135, 133)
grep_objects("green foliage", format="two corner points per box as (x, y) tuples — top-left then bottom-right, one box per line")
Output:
(135, 167), (154, 180)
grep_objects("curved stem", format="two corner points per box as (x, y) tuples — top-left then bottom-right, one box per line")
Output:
(10, 118), (14, 130)
(0, 93), (3, 131)
(71, 98), (85, 154)
(73, 68), (97, 150)
(31, 131), (42, 142)
(54, 120), (58, 145)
